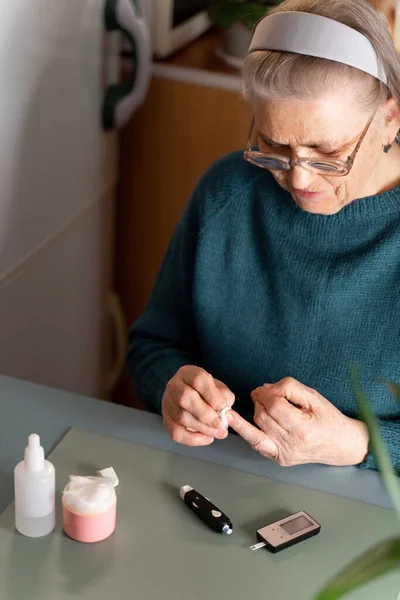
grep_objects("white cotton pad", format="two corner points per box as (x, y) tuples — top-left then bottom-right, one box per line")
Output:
(62, 476), (116, 515)
(219, 407), (231, 430)
(96, 467), (119, 487)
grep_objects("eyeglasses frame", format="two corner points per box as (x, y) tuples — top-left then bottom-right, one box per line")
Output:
(243, 112), (376, 177)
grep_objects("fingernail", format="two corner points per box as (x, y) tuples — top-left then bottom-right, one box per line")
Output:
(201, 436), (214, 445)
(227, 411), (234, 423)
(212, 417), (222, 429)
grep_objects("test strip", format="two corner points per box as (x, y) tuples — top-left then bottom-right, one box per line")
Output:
(250, 542), (266, 551)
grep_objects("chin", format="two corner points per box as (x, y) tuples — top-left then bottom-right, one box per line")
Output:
(292, 196), (342, 215)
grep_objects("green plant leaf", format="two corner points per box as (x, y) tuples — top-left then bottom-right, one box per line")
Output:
(374, 378), (400, 403)
(208, 1), (278, 29)
(241, 5), (271, 29)
(316, 368), (400, 600)
(210, 0), (279, 4)
(351, 365), (400, 520)
(315, 537), (400, 600)
(388, 382), (400, 401)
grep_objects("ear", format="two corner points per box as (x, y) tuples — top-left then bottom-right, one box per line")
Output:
(382, 97), (400, 144)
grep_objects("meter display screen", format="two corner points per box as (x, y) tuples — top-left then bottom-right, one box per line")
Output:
(280, 515), (313, 535)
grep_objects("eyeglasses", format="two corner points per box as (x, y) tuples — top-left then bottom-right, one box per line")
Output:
(243, 113), (375, 177)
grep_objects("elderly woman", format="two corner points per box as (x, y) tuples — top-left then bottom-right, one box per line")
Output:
(127, 0), (400, 471)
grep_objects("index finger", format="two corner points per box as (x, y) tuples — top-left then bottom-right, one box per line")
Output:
(226, 410), (278, 459)
(182, 368), (228, 412)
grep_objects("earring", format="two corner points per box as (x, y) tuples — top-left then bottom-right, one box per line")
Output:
(383, 143), (392, 153)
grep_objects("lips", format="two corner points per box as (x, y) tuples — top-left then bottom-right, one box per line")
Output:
(292, 188), (325, 201)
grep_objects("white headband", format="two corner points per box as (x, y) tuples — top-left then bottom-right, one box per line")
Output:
(249, 11), (388, 85)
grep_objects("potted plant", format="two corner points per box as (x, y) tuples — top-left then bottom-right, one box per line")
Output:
(208, 0), (285, 65)
(315, 370), (400, 599)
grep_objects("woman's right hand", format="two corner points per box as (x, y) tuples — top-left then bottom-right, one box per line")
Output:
(162, 365), (235, 446)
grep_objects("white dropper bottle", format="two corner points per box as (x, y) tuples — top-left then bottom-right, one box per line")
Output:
(14, 433), (55, 537)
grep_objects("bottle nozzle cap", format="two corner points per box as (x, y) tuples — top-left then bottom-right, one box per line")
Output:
(25, 433), (45, 472)
(28, 434), (40, 450)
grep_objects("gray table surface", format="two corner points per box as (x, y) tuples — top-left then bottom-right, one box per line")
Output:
(2, 426), (399, 600)
(0, 374), (394, 515)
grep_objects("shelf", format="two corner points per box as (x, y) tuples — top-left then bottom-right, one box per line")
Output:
(154, 28), (241, 76)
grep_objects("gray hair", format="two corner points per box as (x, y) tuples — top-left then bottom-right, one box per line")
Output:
(243, 0), (400, 142)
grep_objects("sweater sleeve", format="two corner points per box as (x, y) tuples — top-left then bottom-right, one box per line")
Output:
(126, 187), (203, 414)
(359, 418), (400, 473)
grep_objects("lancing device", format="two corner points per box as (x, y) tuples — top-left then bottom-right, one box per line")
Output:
(180, 485), (233, 534)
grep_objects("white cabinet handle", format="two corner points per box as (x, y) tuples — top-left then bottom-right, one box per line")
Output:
(103, 0), (151, 130)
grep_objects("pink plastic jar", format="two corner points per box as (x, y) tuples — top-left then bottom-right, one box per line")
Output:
(62, 476), (117, 543)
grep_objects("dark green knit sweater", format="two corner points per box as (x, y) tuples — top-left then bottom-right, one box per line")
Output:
(127, 151), (400, 471)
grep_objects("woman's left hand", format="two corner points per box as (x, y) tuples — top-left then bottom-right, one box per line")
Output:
(226, 377), (369, 467)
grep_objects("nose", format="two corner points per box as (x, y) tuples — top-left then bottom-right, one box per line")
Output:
(289, 164), (316, 190)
